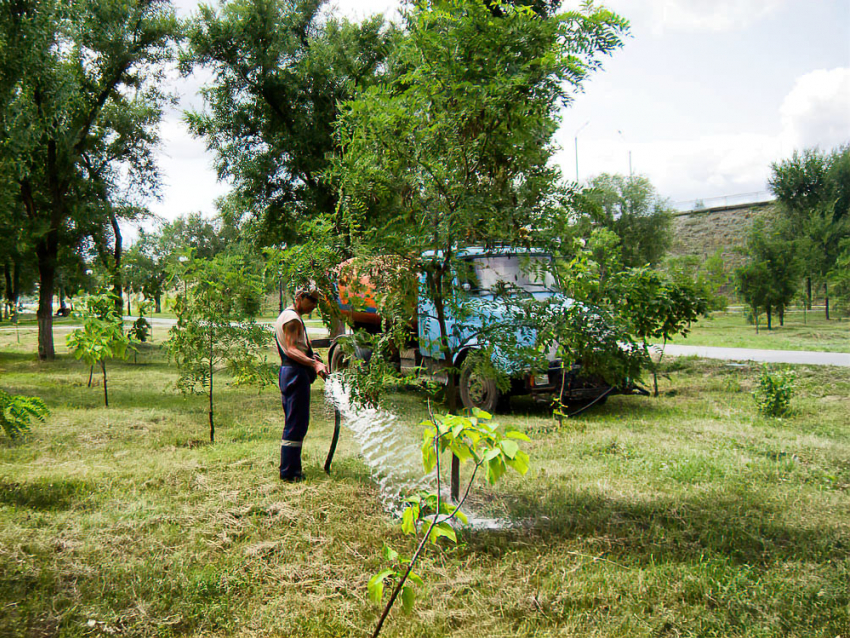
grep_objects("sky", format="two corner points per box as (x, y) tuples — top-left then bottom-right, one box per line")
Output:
(149, 0), (850, 228)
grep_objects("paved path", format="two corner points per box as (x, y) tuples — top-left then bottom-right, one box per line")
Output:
(658, 344), (850, 367)
(3, 319), (846, 366)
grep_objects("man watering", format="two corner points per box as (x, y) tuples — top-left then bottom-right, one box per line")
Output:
(274, 286), (328, 482)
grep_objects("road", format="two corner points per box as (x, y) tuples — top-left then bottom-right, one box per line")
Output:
(657, 344), (849, 367)
(3, 318), (848, 367)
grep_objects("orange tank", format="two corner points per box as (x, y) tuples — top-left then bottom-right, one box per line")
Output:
(332, 257), (418, 329)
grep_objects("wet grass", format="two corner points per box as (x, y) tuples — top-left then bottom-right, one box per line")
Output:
(0, 333), (848, 637)
(667, 309), (850, 352)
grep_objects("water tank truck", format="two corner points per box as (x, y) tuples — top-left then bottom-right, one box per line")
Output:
(329, 248), (639, 413)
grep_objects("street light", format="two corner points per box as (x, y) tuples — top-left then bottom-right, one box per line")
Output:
(574, 120), (590, 183)
(617, 129), (633, 177)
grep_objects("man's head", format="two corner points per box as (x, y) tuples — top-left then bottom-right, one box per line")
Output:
(294, 286), (320, 313)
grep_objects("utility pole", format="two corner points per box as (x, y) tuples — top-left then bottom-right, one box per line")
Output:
(574, 120), (590, 183)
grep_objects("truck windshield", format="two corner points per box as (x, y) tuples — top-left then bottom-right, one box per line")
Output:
(464, 255), (557, 295)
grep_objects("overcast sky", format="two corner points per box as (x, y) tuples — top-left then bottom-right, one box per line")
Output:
(149, 0), (850, 227)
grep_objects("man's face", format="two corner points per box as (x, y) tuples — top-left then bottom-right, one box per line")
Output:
(297, 293), (318, 314)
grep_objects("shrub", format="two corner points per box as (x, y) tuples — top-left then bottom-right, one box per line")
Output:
(754, 365), (796, 417)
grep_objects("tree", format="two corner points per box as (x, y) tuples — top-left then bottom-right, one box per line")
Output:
(184, 0), (394, 247)
(0, 0), (180, 359)
(66, 293), (136, 407)
(334, 0), (627, 499)
(615, 267), (709, 396)
(583, 173), (674, 267)
(769, 145), (850, 318)
(165, 254), (273, 443)
(334, 0), (628, 407)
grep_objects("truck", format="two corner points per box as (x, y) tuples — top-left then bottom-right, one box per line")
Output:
(328, 247), (641, 413)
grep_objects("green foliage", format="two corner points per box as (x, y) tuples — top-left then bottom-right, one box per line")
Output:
(0, 390), (49, 440)
(754, 365), (796, 417)
(184, 0), (393, 246)
(769, 145), (850, 318)
(0, 0), (180, 359)
(66, 293), (136, 406)
(128, 300), (152, 343)
(735, 220), (800, 330)
(369, 409), (531, 636)
(165, 254), (273, 442)
(584, 173), (674, 267)
(333, 0), (628, 412)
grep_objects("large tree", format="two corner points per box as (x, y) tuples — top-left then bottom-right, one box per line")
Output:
(0, 0), (179, 359)
(583, 173), (674, 268)
(184, 0), (394, 247)
(334, 0), (628, 410)
(769, 145), (850, 318)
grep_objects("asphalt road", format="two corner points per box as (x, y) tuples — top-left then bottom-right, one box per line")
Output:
(3, 318), (848, 367)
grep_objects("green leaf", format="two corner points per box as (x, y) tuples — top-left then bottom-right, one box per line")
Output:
(429, 521), (457, 544)
(506, 450), (530, 476)
(367, 569), (394, 604)
(402, 506), (418, 535)
(382, 545), (399, 561)
(505, 429), (531, 442)
(499, 439), (519, 459)
(401, 585), (416, 613)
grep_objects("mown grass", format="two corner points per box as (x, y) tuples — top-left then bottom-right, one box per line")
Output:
(661, 309), (850, 353)
(1, 333), (848, 637)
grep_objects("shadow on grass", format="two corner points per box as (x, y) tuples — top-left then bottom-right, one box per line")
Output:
(0, 478), (97, 511)
(494, 484), (846, 567)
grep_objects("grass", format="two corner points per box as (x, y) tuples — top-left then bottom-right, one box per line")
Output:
(661, 309), (850, 353)
(1, 333), (849, 637)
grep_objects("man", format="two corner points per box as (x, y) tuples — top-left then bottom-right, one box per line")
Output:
(274, 286), (328, 482)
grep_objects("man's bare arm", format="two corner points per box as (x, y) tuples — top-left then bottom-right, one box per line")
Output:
(282, 321), (327, 377)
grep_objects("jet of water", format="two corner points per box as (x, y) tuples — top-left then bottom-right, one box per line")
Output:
(324, 375), (436, 514)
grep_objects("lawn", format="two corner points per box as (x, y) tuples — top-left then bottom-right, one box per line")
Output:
(660, 309), (850, 353)
(1, 332), (848, 637)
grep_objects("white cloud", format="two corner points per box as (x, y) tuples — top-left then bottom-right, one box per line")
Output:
(780, 67), (850, 152)
(596, 0), (789, 35)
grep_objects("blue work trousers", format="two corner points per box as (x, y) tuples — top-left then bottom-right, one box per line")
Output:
(279, 365), (311, 479)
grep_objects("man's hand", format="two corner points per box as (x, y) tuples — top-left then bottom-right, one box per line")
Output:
(314, 358), (329, 379)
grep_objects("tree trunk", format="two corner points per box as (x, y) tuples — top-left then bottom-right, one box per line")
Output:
(101, 360), (109, 407)
(127, 295), (131, 317)
(110, 214), (124, 317)
(779, 306), (784, 327)
(209, 334), (215, 443)
(806, 277), (812, 310)
(3, 262), (11, 321)
(88, 365), (94, 388)
(35, 235), (58, 360)
(155, 293), (162, 314)
(824, 282), (830, 320)
(754, 305), (760, 334)
(766, 306), (772, 331)
(58, 285), (68, 315)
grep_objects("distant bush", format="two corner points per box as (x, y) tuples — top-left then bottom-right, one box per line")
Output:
(754, 365), (795, 417)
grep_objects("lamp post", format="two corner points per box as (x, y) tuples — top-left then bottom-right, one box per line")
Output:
(617, 129), (633, 177)
(574, 120), (590, 183)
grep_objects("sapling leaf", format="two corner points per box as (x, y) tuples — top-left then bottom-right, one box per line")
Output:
(401, 586), (416, 613)
(504, 429), (531, 442)
(499, 439), (519, 459)
(506, 450), (530, 475)
(382, 545), (399, 561)
(402, 506), (418, 535)
(367, 569), (394, 604)
(428, 522), (457, 544)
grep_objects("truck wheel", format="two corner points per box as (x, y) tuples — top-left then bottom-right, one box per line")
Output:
(459, 364), (501, 413)
(329, 344), (350, 373)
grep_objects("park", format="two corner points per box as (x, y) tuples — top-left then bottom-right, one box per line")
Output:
(2, 0), (849, 637)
